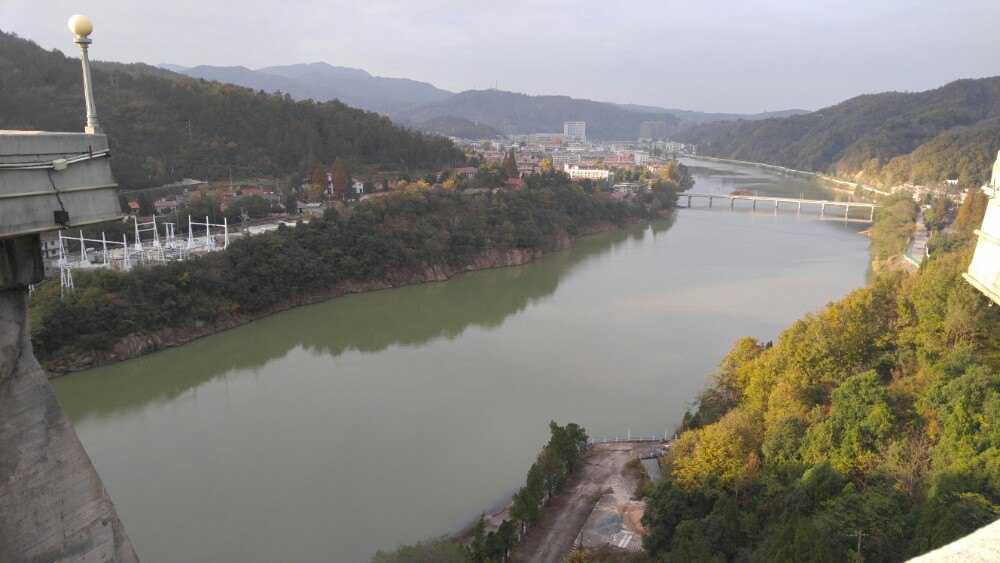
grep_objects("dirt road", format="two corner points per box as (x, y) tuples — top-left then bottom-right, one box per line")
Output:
(513, 441), (662, 562)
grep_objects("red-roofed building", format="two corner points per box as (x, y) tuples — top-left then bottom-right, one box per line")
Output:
(454, 167), (478, 177)
(505, 178), (526, 190)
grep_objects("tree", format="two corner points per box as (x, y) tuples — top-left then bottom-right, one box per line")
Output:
(443, 174), (469, 191)
(526, 462), (545, 503)
(954, 188), (989, 234)
(284, 190), (298, 213)
(510, 487), (539, 535)
(470, 514), (487, 563)
(537, 447), (565, 498)
(474, 163), (504, 188)
(672, 410), (762, 496)
(372, 537), (467, 562)
(800, 371), (896, 475)
(307, 154), (328, 202)
(331, 158), (348, 201)
(501, 148), (518, 179)
(497, 520), (516, 561)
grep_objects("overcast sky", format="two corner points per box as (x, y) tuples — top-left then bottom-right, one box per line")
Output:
(2, 0), (998, 113)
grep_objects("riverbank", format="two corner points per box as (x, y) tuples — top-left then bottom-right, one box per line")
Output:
(687, 155), (890, 197)
(33, 180), (660, 376)
(639, 189), (997, 560)
(54, 162), (875, 562)
(40, 218), (644, 377)
(453, 441), (662, 562)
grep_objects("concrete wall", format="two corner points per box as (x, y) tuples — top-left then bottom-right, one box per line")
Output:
(0, 286), (137, 562)
(964, 196), (1000, 305)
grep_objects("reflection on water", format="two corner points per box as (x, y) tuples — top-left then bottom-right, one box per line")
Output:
(53, 163), (871, 562)
(56, 222), (667, 421)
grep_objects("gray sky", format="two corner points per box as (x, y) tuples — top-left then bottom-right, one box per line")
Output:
(2, 0), (998, 113)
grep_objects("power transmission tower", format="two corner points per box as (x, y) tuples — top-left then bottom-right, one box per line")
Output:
(240, 207), (250, 235)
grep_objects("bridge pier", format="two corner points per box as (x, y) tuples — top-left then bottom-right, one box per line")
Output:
(774, 200), (779, 210)
(845, 204), (850, 219)
(870, 206), (875, 221)
(821, 202), (826, 214)
(708, 195), (713, 208)
(752, 198), (757, 210)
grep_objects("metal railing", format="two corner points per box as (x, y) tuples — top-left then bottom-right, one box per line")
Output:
(587, 434), (670, 444)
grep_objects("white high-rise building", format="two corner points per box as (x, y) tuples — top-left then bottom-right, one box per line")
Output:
(563, 121), (586, 141)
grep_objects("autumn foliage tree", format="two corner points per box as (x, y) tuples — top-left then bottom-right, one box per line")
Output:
(330, 158), (348, 200)
(643, 205), (1000, 561)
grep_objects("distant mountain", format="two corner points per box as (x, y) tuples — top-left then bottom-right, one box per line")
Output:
(163, 61), (453, 114)
(158, 62), (807, 139)
(398, 89), (680, 140)
(180, 65), (306, 97)
(675, 77), (1000, 186)
(616, 103), (811, 124)
(157, 63), (189, 73)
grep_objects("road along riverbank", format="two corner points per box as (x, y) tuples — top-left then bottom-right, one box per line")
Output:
(688, 155), (889, 197)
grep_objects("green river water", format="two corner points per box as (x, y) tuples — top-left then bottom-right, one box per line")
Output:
(53, 160), (872, 561)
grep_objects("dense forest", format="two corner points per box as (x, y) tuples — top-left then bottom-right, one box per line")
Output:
(29, 175), (649, 368)
(642, 193), (999, 561)
(677, 77), (1000, 187)
(0, 30), (463, 188)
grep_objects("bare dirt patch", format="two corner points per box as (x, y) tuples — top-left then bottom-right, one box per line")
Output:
(512, 442), (663, 563)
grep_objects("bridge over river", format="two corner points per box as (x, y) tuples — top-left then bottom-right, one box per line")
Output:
(682, 192), (876, 222)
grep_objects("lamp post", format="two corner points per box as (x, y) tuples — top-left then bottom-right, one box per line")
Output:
(68, 14), (102, 135)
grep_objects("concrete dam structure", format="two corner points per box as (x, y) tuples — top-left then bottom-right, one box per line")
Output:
(0, 15), (137, 561)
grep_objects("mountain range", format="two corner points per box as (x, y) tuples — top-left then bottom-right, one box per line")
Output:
(166, 62), (452, 115)
(164, 62), (809, 139)
(675, 76), (1000, 187)
(0, 31), (460, 188)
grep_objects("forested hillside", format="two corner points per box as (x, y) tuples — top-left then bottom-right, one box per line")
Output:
(643, 195), (1000, 561)
(677, 77), (1000, 187)
(0, 31), (462, 188)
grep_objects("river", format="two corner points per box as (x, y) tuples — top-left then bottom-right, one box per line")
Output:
(52, 159), (872, 562)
